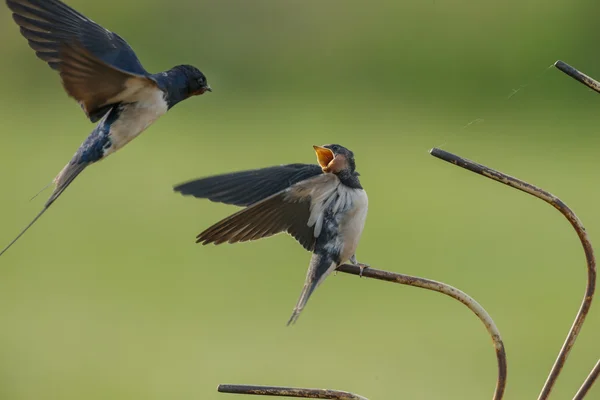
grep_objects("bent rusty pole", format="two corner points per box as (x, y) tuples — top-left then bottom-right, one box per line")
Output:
(573, 359), (600, 400)
(219, 265), (507, 400)
(555, 59), (600, 400)
(554, 61), (600, 94)
(338, 264), (507, 399)
(217, 385), (368, 399)
(430, 148), (597, 400)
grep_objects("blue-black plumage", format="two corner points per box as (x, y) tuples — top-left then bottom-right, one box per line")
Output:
(0, 0), (212, 256)
(174, 145), (369, 325)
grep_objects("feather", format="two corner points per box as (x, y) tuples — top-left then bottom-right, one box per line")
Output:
(174, 164), (323, 207)
(0, 160), (88, 257)
(7, 0), (153, 121)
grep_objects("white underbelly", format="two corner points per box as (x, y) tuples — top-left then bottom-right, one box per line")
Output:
(301, 175), (369, 262)
(338, 189), (368, 262)
(106, 89), (168, 154)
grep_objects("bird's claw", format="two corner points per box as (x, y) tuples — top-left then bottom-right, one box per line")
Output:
(348, 255), (369, 277)
(351, 260), (370, 278)
(358, 263), (370, 278)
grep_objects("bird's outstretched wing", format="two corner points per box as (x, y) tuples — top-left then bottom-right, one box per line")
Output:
(174, 164), (323, 207)
(196, 188), (316, 251)
(191, 172), (338, 251)
(6, 0), (157, 122)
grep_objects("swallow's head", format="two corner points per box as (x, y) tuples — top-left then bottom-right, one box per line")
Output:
(313, 144), (356, 174)
(177, 65), (212, 96)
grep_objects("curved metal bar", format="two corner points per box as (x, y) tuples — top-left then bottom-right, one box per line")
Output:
(217, 384), (369, 399)
(337, 264), (507, 400)
(555, 61), (600, 94)
(573, 359), (600, 400)
(430, 148), (597, 400)
(219, 265), (506, 400)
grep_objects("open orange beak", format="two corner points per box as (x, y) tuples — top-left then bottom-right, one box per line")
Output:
(313, 145), (335, 169)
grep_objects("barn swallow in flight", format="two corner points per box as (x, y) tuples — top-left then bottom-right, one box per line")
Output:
(1, 0), (211, 256)
(174, 145), (368, 325)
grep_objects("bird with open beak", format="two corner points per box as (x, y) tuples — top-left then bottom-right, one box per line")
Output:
(0, 0), (211, 256)
(174, 144), (368, 324)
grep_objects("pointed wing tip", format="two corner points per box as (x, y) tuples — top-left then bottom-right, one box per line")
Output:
(195, 236), (213, 245)
(6, 0), (24, 15)
(172, 181), (204, 197)
(173, 180), (190, 191)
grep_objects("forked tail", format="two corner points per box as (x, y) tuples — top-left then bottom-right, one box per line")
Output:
(0, 207), (50, 256)
(0, 162), (88, 257)
(287, 253), (337, 326)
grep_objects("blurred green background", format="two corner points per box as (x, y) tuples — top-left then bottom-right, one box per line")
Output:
(0, 0), (599, 399)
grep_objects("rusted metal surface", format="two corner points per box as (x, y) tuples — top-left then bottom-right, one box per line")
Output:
(555, 61), (600, 94)
(430, 148), (597, 400)
(573, 359), (600, 400)
(217, 384), (369, 399)
(337, 264), (507, 400)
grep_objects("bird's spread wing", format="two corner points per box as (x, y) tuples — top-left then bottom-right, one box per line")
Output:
(195, 173), (338, 251)
(57, 42), (158, 120)
(196, 190), (315, 251)
(7, 0), (157, 122)
(174, 164), (323, 207)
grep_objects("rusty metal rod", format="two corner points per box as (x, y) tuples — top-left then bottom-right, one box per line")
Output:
(555, 59), (600, 400)
(555, 61), (600, 94)
(573, 359), (600, 400)
(217, 385), (368, 399)
(337, 264), (507, 400)
(219, 264), (506, 400)
(430, 148), (597, 400)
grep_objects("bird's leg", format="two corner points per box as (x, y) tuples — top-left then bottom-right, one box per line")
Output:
(349, 255), (370, 278)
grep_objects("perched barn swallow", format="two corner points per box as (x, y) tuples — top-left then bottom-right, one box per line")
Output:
(174, 145), (368, 324)
(1, 0), (211, 256)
